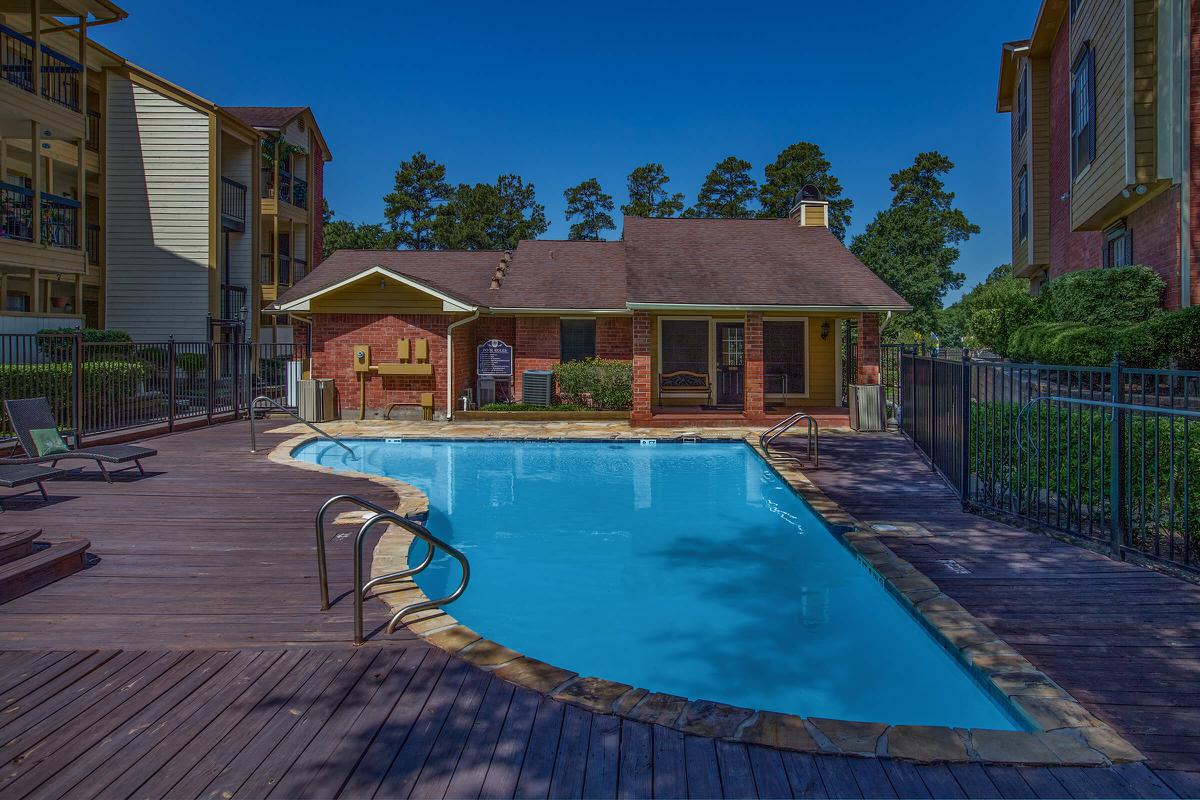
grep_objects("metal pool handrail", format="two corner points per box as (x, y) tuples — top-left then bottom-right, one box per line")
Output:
(760, 412), (819, 467)
(315, 493), (470, 645)
(249, 394), (354, 457)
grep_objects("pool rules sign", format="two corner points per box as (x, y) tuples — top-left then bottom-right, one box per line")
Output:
(476, 339), (513, 377)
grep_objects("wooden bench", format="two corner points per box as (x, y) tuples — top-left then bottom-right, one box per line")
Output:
(659, 370), (711, 399)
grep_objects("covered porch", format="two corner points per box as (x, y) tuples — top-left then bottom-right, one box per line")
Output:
(631, 307), (881, 425)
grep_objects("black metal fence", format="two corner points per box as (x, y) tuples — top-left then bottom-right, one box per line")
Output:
(901, 352), (1200, 574)
(0, 334), (308, 444)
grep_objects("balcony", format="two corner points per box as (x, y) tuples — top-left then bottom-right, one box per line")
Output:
(0, 24), (82, 114)
(259, 252), (274, 284)
(221, 283), (248, 322)
(220, 176), (247, 231)
(85, 110), (100, 152)
(293, 257), (307, 283)
(260, 167), (308, 211)
(0, 182), (80, 250)
(278, 255), (291, 288)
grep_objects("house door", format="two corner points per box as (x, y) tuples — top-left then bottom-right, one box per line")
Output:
(716, 323), (744, 406)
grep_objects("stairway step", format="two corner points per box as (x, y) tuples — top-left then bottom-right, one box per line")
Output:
(0, 539), (90, 605)
(0, 529), (42, 566)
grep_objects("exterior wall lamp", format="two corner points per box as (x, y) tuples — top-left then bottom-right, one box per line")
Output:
(820, 320), (830, 340)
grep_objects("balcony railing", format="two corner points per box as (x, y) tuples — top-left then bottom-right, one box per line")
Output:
(278, 255), (291, 288)
(0, 24), (82, 113)
(41, 193), (80, 249)
(292, 256), (307, 283)
(1, 182), (34, 243)
(85, 223), (100, 265)
(292, 176), (308, 209)
(85, 110), (100, 152)
(260, 252), (274, 284)
(221, 283), (248, 322)
(220, 176), (247, 229)
(261, 166), (308, 209)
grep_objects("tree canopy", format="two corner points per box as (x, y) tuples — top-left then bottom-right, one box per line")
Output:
(564, 178), (616, 240)
(684, 156), (757, 219)
(383, 152), (451, 250)
(758, 142), (853, 241)
(322, 205), (400, 258)
(433, 175), (548, 250)
(937, 265), (1035, 352)
(621, 163), (684, 219)
(850, 151), (979, 334)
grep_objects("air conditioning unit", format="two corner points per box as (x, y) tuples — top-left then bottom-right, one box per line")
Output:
(521, 370), (553, 407)
(849, 384), (886, 432)
(298, 379), (337, 422)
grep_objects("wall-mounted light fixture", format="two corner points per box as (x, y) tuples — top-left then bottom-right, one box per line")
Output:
(820, 320), (830, 340)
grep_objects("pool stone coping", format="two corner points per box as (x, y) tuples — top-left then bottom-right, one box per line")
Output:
(271, 422), (1144, 767)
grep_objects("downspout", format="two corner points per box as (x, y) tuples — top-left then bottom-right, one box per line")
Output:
(1182, 0), (1192, 308)
(446, 311), (480, 420)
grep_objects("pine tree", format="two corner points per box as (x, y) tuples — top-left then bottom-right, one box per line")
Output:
(383, 152), (451, 250)
(563, 178), (616, 240)
(758, 141), (853, 241)
(683, 157), (756, 218)
(433, 174), (549, 250)
(621, 163), (684, 218)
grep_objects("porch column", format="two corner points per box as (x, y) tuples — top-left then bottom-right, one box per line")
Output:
(856, 312), (881, 385)
(632, 310), (652, 422)
(744, 312), (764, 420)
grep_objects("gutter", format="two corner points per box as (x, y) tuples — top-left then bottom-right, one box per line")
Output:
(1183, 0), (1193, 308)
(445, 311), (480, 420)
(624, 302), (913, 312)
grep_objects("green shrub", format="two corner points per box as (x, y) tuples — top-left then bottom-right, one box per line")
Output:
(34, 327), (133, 361)
(552, 358), (633, 410)
(1127, 305), (1200, 369)
(177, 352), (207, 379)
(1036, 266), (1165, 326)
(478, 402), (588, 412)
(0, 360), (149, 435)
(1006, 322), (1121, 366)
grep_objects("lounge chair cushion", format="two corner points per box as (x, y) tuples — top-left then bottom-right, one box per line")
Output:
(29, 428), (69, 457)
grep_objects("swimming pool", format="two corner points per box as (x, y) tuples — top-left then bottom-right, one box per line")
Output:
(295, 438), (1025, 731)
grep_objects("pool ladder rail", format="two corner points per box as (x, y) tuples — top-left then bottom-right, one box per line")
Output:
(249, 394), (355, 458)
(315, 493), (471, 645)
(759, 412), (819, 467)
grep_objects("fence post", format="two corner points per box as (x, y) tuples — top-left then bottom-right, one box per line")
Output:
(233, 341), (242, 421)
(72, 332), (83, 447)
(928, 356), (938, 472)
(206, 341), (215, 425)
(960, 352), (971, 508)
(167, 337), (177, 433)
(1109, 355), (1126, 558)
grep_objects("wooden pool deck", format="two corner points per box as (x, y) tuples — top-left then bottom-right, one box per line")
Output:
(0, 421), (1195, 798)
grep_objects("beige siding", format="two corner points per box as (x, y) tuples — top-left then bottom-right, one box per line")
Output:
(1070, 0), (1129, 229)
(104, 75), (211, 340)
(220, 134), (254, 294)
(1131, 0), (1157, 182)
(309, 277), (443, 314)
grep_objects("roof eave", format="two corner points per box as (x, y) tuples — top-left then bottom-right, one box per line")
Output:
(624, 302), (913, 313)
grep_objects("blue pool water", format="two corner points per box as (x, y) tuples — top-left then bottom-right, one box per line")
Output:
(295, 439), (1025, 730)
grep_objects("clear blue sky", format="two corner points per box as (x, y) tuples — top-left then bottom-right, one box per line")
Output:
(93, 0), (1037, 302)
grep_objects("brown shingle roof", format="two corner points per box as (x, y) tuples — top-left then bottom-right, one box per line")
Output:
(273, 250), (502, 309)
(224, 106), (307, 129)
(273, 217), (910, 313)
(487, 240), (626, 309)
(622, 217), (910, 310)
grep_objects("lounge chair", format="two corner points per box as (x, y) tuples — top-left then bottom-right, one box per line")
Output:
(2, 398), (157, 483)
(0, 463), (66, 511)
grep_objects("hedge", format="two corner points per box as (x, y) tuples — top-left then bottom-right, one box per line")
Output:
(35, 327), (132, 361)
(552, 359), (633, 410)
(1005, 306), (1200, 368)
(1036, 266), (1165, 327)
(0, 360), (149, 435)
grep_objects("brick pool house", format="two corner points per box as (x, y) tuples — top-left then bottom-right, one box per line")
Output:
(268, 196), (909, 425)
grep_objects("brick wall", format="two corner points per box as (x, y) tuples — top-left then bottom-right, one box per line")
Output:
(311, 139), (325, 266)
(1128, 187), (1183, 308)
(597, 317), (633, 358)
(1048, 17), (1103, 276)
(513, 317), (559, 401)
(857, 312), (880, 385)
(310, 314), (449, 415)
(744, 312), (764, 420)
(631, 311), (652, 421)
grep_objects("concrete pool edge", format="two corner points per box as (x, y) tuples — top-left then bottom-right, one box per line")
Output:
(272, 425), (1143, 767)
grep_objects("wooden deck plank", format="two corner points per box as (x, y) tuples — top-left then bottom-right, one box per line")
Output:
(581, 714), (621, 800)
(0, 650), (116, 726)
(407, 668), (496, 799)
(880, 759), (932, 799)
(849, 757), (899, 799)
(1016, 766), (1072, 799)
(650, 724), (686, 800)
(982, 765), (1036, 799)
(913, 764), (966, 799)
(948, 763), (1003, 799)
(442, 677), (516, 800)
(615, 719), (651, 800)
(547, 704), (592, 800)
(746, 745), (793, 799)
(714, 740), (758, 799)
(477, 687), (540, 800)
(514, 696), (566, 800)
(779, 751), (829, 799)
(813, 755), (863, 799)
(683, 735), (723, 800)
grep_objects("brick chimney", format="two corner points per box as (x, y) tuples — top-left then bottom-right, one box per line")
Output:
(789, 184), (829, 228)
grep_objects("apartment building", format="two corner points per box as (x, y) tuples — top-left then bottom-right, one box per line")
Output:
(997, 0), (1195, 308)
(0, 0), (330, 341)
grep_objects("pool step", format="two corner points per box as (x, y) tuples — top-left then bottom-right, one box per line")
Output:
(0, 530), (90, 605)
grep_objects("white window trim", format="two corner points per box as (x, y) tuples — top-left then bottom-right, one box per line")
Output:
(763, 317), (811, 399)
